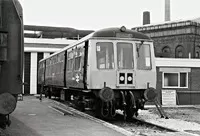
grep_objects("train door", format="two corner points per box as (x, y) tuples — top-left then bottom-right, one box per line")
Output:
(87, 40), (116, 89)
(73, 44), (85, 88)
(135, 42), (156, 89)
(83, 41), (88, 89)
(65, 48), (74, 87)
(116, 42), (136, 88)
(65, 42), (87, 89)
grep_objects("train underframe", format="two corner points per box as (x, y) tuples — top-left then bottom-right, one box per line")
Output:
(44, 86), (147, 120)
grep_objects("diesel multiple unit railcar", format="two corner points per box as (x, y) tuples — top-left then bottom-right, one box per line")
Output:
(38, 26), (157, 119)
(0, 0), (24, 128)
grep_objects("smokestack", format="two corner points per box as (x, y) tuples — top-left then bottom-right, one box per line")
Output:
(165, 0), (171, 21)
(143, 11), (150, 25)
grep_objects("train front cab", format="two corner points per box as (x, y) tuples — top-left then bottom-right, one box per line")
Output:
(86, 38), (157, 118)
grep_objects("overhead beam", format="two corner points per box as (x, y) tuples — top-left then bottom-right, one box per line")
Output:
(24, 25), (94, 39)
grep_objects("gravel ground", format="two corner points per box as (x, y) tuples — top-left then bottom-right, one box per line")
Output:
(0, 128), (6, 136)
(138, 105), (200, 135)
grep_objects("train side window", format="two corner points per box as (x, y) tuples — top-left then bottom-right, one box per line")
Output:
(0, 33), (8, 61)
(137, 44), (152, 70)
(96, 42), (114, 69)
(75, 48), (82, 71)
(67, 51), (74, 71)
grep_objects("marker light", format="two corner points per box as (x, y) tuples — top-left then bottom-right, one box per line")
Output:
(120, 26), (126, 32)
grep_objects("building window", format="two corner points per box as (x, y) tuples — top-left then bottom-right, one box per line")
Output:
(162, 46), (171, 53)
(161, 46), (171, 57)
(195, 46), (200, 58)
(195, 52), (199, 58)
(163, 72), (188, 88)
(175, 45), (184, 58)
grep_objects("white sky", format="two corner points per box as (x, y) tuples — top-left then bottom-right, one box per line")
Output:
(18, 0), (200, 30)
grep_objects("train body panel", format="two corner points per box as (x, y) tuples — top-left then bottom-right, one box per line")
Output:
(134, 41), (156, 89)
(38, 61), (45, 85)
(44, 53), (65, 87)
(86, 39), (156, 90)
(87, 39), (117, 89)
(0, 0), (23, 95)
(0, 0), (24, 128)
(65, 42), (85, 89)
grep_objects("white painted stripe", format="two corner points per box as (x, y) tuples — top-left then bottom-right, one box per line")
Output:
(25, 47), (61, 52)
(30, 53), (38, 94)
(159, 67), (191, 72)
(156, 58), (200, 67)
(24, 38), (76, 44)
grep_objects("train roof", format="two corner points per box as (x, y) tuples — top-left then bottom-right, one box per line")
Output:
(91, 27), (151, 40)
(39, 27), (151, 62)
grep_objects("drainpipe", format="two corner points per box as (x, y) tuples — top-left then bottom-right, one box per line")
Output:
(193, 22), (197, 58)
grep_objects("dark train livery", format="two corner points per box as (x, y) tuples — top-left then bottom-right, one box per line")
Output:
(38, 26), (157, 119)
(0, 0), (24, 128)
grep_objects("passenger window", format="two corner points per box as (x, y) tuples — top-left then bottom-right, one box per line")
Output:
(67, 51), (74, 71)
(74, 48), (82, 71)
(96, 42), (114, 69)
(137, 44), (152, 70)
(0, 33), (8, 61)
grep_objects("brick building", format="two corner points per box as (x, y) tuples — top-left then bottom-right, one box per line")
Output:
(133, 18), (200, 105)
(133, 18), (200, 58)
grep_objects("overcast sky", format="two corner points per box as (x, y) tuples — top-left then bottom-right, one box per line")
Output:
(18, 0), (200, 30)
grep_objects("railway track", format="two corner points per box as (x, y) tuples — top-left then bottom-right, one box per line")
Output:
(50, 98), (180, 136)
(109, 111), (177, 135)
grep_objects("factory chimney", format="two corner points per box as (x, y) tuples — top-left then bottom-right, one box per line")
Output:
(143, 11), (150, 25)
(165, 0), (171, 21)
